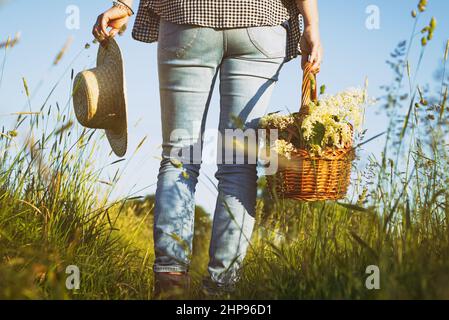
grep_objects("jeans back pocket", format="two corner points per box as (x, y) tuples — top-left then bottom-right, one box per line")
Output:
(246, 25), (287, 58)
(158, 19), (201, 59)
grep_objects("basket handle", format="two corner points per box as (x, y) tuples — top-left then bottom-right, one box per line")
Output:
(299, 62), (319, 116)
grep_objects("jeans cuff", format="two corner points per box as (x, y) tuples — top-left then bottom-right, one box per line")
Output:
(153, 265), (188, 273)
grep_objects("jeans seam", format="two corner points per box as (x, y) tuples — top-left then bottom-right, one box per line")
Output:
(223, 29), (228, 55)
(153, 265), (188, 273)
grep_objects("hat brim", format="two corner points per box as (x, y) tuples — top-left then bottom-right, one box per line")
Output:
(106, 127), (127, 157)
(98, 38), (128, 157)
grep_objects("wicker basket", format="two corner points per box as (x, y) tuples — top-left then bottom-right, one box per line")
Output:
(266, 63), (355, 201)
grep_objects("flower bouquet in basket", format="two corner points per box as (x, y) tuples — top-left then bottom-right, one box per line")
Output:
(260, 63), (369, 201)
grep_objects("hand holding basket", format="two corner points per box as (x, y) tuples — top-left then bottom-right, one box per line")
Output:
(267, 62), (355, 201)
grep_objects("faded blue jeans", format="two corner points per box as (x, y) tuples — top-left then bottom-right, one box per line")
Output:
(154, 18), (287, 286)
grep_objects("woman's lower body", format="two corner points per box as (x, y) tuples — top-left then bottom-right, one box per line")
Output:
(153, 18), (287, 294)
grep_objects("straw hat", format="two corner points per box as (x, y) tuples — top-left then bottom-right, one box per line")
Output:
(73, 38), (128, 157)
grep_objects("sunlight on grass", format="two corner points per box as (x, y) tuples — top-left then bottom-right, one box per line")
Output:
(1, 0), (449, 299)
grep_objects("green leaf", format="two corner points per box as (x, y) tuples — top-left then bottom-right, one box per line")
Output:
(337, 202), (370, 212)
(311, 122), (325, 146)
(320, 85), (326, 95)
(349, 231), (379, 259)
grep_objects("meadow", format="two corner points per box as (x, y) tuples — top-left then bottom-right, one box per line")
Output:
(1, 1), (449, 299)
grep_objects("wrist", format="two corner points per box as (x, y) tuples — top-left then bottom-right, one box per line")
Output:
(112, 0), (134, 16)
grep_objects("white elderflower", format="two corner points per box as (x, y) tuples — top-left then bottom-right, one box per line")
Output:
(260, 86), (371, 157)
(273, 139), (296, 159)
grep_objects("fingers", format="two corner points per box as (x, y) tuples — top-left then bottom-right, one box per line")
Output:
(92, 14), (110, 42)
(109, 28), (120, 38)
(302, 54), (321, 73)
(308, 44), (322, 73)
(92, 16), (103, 41)
(100, 15), (110, 38)
(300, 39), (323, 72)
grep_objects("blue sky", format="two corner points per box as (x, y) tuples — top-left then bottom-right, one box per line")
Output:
(1, 0), (448, 213)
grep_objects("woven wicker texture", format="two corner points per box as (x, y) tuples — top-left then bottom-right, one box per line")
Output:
(267, 62), (354, 201)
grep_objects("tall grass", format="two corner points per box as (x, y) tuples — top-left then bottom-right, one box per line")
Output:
(1, 0), (449, 299)
(232, 1), (449, 300)
(0, 36), (156, 299)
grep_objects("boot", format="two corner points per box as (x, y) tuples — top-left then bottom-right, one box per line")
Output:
(153, 272), (190, 300)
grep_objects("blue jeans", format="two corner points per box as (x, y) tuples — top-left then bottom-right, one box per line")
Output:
(154, 18), (287, 286)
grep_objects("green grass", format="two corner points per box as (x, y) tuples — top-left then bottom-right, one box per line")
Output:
(1, 0), (449, 299)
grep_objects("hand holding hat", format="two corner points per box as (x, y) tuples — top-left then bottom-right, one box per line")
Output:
(72, 38), (128, 157)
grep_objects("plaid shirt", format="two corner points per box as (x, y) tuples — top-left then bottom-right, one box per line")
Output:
(132, 0), (303, 61)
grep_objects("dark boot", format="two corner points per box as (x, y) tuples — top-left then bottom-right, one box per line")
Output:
(153, 272), (191, 300)
(200, 276), (235, 299)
